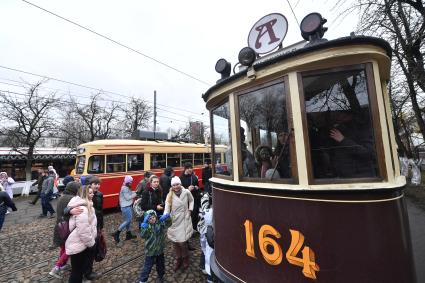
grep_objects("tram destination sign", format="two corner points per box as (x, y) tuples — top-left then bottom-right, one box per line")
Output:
(248, 13), (288, 54)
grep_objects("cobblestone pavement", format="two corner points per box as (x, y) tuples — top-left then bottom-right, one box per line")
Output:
(0, 195), (206, 283)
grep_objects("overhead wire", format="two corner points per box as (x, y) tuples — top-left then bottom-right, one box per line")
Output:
(20, 0), (211, 86)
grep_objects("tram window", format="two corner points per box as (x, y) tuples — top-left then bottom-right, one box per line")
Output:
(204, 153), (211, 165)
(237, 80), (292, 180)
(151, 153), (166, 169)
(76, 156), (85, 174)
(167, 153), (181, 167)
(212, 101), (232, 176)
(302, 68), (379, 179)
(88, 155), (104, 174)
(182, 153), (193, 166)
(106, 154), (125, 173)
(194, 153), (203, 165)
(127, 154), (144, 171)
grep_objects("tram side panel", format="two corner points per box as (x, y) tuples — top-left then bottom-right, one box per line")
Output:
(212, 184), (415, 283)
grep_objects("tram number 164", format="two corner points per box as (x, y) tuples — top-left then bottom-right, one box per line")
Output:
(243, 220), (320, 280)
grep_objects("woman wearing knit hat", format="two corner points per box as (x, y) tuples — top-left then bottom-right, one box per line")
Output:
(164, 176), (194, 271)
(111, 175), (137, 243)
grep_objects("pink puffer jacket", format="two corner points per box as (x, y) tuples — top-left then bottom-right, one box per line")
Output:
(65, 196), (97, 255)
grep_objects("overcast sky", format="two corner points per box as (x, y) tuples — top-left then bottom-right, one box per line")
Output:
(0, 0), (357, 131)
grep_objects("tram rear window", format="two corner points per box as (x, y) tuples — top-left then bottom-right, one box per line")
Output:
(151, 153), (166, 169)
(106, 154), (125, 173)
(302, 68), (379, 180)
(88, 155), (104, 174)
(204, 153), (211, 165)
(182, 153), (193, 166)
(76, 156), (85, 174)
(128, 154), (144, 171)
(167, 153), (181, 167)
(237, 80), (293, 181)
(212, 101), (232, 176)
(194, 153), (203, 165)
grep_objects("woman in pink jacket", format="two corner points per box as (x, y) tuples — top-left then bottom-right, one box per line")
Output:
(65, 185), (97, 283)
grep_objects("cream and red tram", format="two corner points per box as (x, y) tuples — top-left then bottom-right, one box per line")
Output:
(204, 13), (415, 283)
(73, 140), (227, 209)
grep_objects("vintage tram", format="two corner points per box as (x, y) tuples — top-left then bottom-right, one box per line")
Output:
(203, 13), (416, 282)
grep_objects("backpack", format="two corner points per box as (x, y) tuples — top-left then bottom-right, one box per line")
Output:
(133, 190), (152, 219)
(55, 216), (74, 245)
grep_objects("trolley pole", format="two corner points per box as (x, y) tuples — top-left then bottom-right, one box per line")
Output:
(154, 90), (157, 139)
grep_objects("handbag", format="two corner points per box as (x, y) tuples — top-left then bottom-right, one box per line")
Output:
(94, 231), (107, 262)
(55, 216), (74, 245)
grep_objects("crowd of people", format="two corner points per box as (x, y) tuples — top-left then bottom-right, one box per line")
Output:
(1, 162), (214, 283)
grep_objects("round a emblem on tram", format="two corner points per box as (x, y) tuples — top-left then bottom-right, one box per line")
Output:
(248, 13), (288, 54)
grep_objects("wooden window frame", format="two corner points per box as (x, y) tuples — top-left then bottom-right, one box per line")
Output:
(210, 98), (233, 180)
(234, 76), (298, 184)
(298, 63), (387, 185)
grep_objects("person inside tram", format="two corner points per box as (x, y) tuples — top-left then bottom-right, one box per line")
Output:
(272, 130), (291, 178)
(310, 110), (376, 178)
(255, 145), (273, 178)
(240, 127), (258, 178)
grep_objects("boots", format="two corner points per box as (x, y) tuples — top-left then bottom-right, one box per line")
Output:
(125, 231), (137, 240)
(182, 256), (190, 270)
(181, 242), (190, 270)
(173, 242), (183, 272)
(111, 230), (120, 243)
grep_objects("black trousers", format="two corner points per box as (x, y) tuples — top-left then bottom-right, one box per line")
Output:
(69, 248), (91, 283)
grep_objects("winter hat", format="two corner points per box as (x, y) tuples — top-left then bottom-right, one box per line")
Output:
(124, 175), (133, 185)
(144, 209), (157, 219)
(80, 175), (91, 186)
(171, 176), (181, 186)
(64, 181), (80, 196)
(63, 175), (75, 187)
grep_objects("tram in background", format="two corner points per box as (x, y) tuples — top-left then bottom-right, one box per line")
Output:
(204, 12), (416, 283)
(73, 139), (227, 209)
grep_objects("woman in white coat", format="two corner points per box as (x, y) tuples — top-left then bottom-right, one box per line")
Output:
(164, 176), (194, 271)
(65, 185), (97, 283)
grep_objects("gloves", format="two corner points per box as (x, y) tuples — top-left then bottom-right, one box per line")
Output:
(159, 213), (170, 222)
(140, 222), (149, 229)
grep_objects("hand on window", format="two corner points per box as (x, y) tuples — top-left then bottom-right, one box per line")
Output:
(329, 128), (345, 142)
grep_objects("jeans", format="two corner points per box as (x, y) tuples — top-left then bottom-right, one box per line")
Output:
(0, 212), (5, 231)
(69, 248), (91, 283)
(139, 253), (165, 282)
(41, 193), (55, 216)
(118, 206), (133, 231)
(55, 245), (69, 268)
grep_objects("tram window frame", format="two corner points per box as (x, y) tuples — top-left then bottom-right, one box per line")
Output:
(87, 155), (105, 174)
(298, 63), (387, 184)
(127, 154), (144, 171)
(167, 153), (181, 168)
(151, 153), (166, 169)
(194, 153), (203, 165)
(211, 99), (233, 180)
(106, 154), (126, 173)
(75, 155), (86, 174)
(234, 76), (298, 184)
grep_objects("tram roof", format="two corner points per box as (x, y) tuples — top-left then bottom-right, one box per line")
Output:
(202, 35), (392, 102)
(79, 139), (225, 149)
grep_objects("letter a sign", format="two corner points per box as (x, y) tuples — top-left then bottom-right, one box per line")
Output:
(248, 13), (288, 54)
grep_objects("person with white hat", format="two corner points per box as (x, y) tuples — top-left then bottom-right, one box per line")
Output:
(164, 176), (194, 271)
(111, 175), (137, 243)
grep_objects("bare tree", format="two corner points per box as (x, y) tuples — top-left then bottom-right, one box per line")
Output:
(120, 97), (152, 136)
(0, 81), (58, 180)
(61, 92), (120, 145)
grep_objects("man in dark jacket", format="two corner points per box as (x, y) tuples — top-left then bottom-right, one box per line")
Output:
(202, 162), (212, 194)
(0, 189), (17, 231)
(159, 166), (174, 202)
(180, 162), (200, 231)
(40, 170), (56, 218)
(29, 169), (46, 205)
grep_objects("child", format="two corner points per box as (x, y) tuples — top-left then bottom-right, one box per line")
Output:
(139, 209), (171, 283)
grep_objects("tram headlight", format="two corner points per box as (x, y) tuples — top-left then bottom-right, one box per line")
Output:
(300, 12), (328, 42)
(238, 47), (256, 67)
(215, 58), (231, 81)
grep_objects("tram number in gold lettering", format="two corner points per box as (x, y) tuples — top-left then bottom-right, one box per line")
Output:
(243, 220), (320, 280)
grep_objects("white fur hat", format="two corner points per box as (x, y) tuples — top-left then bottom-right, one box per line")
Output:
(171, 176), (181, 186)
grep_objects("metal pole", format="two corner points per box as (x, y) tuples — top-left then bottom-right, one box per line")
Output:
(154, 90), (157, 139)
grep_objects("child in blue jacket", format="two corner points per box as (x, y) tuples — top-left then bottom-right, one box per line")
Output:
(139, 209), (171, 283)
